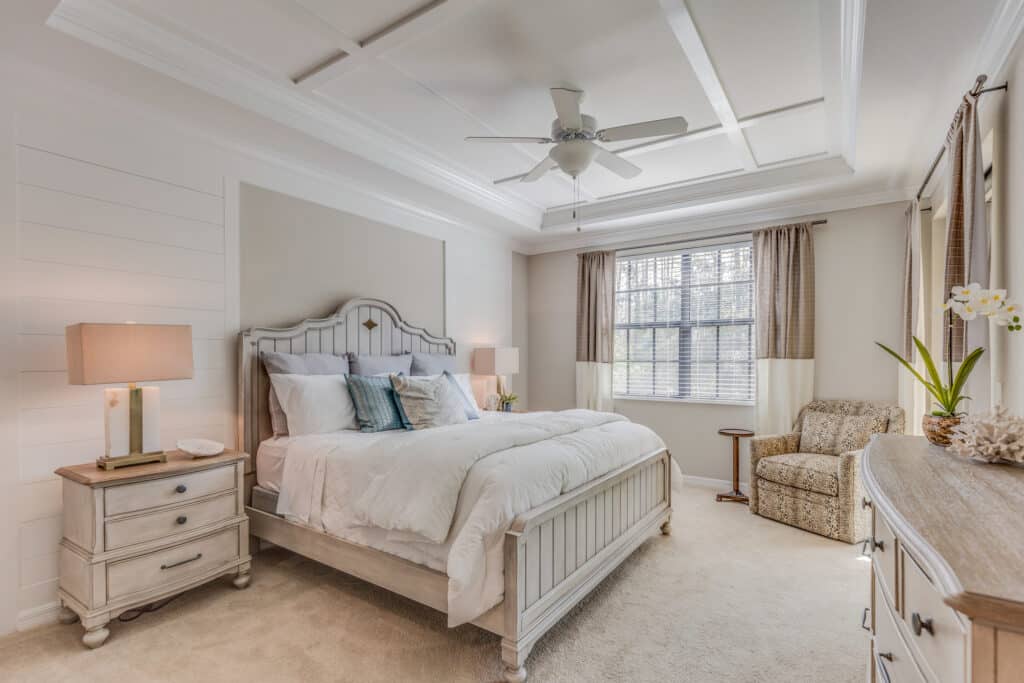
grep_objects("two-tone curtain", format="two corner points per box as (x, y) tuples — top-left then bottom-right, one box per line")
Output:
(576, 250), (615, 411)
(899, 200), (927, 434)
(753, 223), (815, 434)
(943, 92), (991, 411)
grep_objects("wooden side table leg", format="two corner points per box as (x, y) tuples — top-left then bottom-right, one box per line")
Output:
(716, 432), (750, 504)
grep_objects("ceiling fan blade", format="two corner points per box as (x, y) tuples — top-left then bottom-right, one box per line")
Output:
(593, 145), (642, 179)
(520, 157), (557, 183)
(597, 116), (688, 142)
(465, 136), (553, 144)
(550, 88), (583, 130)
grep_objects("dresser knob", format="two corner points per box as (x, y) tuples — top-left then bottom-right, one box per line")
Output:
(912, 612), (934, 636)
(175, 484), (187, 494)
(176, 516), (187, 525)
(872, 538), (885, 552)
(862, 497), (872, 510)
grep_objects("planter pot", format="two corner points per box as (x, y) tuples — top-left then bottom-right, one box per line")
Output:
(922, 414), (961, 447)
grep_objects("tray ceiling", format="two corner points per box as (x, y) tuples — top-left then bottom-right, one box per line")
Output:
(47, 0), (868, 237)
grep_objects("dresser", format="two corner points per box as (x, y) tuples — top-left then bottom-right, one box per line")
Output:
(862, 435), (1024, 682)
(55, 451), (252, 648)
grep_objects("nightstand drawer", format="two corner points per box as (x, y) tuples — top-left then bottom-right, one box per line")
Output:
(902, 548), (966, 681)
(107, 527), (240, 600)
(105, 465), (235, 516)
(105, 492), (237, 550)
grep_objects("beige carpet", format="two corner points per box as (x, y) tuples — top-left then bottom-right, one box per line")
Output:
(0, 483), (869, 682)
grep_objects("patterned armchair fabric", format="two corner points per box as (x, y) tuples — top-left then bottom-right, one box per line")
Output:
(749, 400), (905, 543)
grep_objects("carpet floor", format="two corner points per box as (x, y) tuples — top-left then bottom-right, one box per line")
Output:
(0, 483), (869, 682)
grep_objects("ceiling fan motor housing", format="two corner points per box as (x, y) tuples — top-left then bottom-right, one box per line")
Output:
(551, 114), (597, 140)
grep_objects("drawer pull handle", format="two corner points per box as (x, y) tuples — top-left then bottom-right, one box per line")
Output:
(175, 484), (188, 494)
(176, 516), (188, 525)
(860, 607), (871, 631)
(161, 553), (202, 570)
(862, 497), (872, 510)
(876, 652), (893, 683)
(912, 612), (934, 636)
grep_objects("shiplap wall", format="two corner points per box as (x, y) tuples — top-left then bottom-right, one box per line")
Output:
(11, 116), (234, 628)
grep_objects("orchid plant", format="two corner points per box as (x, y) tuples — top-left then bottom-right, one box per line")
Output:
(876, 284), (1018, 417)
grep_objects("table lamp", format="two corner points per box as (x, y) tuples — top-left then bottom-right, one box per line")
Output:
(65, 323), (193, 470)
(473, 346), (519, 397)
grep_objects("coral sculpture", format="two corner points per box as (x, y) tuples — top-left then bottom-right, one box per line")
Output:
(948, 408), (1024, 464)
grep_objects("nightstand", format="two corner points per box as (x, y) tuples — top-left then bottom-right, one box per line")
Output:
(54, 450), (252, 648)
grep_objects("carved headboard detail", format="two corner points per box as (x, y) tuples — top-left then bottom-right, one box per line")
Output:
(238, 297), (454, 456)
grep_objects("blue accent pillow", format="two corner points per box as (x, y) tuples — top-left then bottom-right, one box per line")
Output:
(444, 371), (479, 420)
(345, 374), (409, 433)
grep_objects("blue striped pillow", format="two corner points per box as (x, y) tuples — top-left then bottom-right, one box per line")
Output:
(345, 375), (408, 433)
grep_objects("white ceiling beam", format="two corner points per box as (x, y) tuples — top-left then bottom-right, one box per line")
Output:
(291, 0), (483, 90)
(658, 0), (758, 171)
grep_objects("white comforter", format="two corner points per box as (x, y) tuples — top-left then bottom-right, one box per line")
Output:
(276, 410), (669, 626)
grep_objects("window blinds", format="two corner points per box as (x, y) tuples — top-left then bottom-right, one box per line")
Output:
(613, 242), (755, 403)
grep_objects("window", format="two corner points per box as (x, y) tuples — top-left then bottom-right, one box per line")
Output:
(613, 242), (755, 403)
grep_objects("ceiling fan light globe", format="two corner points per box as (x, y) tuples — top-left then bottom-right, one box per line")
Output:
(549, 140), (599, 177)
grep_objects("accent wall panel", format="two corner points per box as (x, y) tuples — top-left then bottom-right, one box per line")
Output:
(12, 129), (231, 628)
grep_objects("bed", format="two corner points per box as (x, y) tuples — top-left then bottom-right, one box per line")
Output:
(239, 298), (673, 682)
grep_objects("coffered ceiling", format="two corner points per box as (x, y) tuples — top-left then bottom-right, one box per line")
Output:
(46, 0), (1017, 247)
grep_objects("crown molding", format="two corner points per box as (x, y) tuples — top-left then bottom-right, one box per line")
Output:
(46, 0), (544, 231)
(541, 156), (852, 231)
(976, 0), (1024, 79)
(522, 186), (913, 255)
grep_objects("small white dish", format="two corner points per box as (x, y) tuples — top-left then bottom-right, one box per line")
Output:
(177, 438), (224, 458)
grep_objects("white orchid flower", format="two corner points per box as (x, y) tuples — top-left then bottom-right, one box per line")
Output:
(989, 289), (1008, 304)
(951, 283), (983, 302)
(975, 290), (1002, 315)
(951, 299), (978, 320)
(1004, 300), (1020, 315)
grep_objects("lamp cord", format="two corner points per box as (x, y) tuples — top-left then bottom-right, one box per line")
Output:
(117, 594), (181, 622)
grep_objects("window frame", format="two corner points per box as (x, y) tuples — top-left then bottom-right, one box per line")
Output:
(612, 241), (756, 406)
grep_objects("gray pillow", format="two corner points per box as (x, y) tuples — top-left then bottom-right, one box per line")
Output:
(349, 353), (412, 376)
(262, 351), (350, 435)
(390, 374), (468, 430)
(410, 352), (456, 376)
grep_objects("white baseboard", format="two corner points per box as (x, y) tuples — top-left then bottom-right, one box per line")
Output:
(681, 475), (750, 490)
(17, 601), (60, 632)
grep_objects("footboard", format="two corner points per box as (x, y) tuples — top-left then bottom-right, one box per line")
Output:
(500, 448), (672, 681)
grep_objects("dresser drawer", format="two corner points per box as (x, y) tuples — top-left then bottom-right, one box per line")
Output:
(105, 492), (237, 551)
(902, 548), (966, 682)
(875, 578), (925, 683)
(105, 465), (236, 516)
(107, 527), (239, 600)
(873, 511), (899, 610)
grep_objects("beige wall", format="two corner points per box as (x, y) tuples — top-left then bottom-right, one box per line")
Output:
(240, 184), (445, 333)
(527, 202), (906, 482)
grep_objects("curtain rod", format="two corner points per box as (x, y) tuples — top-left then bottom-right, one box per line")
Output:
(915, 74), (1008, 200)
(613, 219), (826, 254)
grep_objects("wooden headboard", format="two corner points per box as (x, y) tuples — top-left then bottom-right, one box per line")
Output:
(238, 297), (455, 456)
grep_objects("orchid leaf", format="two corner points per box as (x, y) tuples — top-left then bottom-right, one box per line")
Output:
(875, 341), (947, 407)
(912, 336), (948, 405)
(949, 346), (984, 409)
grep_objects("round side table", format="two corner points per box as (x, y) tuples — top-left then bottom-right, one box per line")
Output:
(716, 428), (754, 504)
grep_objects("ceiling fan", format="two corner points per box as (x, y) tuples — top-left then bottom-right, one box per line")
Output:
(466, 87), (688, 183)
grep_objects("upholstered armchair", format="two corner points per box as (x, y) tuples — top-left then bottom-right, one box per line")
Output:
(749, 400), (905, 544)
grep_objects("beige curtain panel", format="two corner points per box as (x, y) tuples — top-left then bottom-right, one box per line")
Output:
(576, 251), (615, 363)
(753, 223), (815, 435)
(576, 250), (615, 411)
(753, 223), (815, 360)
(943, 91), (989, 363)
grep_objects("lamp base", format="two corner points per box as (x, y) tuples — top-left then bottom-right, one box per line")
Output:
(96, 451), (167, 471)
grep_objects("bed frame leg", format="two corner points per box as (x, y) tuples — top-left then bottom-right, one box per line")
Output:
(660, 519), (672, 535)
(501, 638), (531, 683)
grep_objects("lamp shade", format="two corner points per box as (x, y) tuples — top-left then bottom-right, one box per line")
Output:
(65, 323), (193, 385)
(474, 347), (519, 376)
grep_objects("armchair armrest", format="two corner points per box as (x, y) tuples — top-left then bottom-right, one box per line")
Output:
(748, 432), (800, 514)
(838, 448), (870, 543)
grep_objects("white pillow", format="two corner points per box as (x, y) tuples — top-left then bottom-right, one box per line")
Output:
(268, 374), (357, 435)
